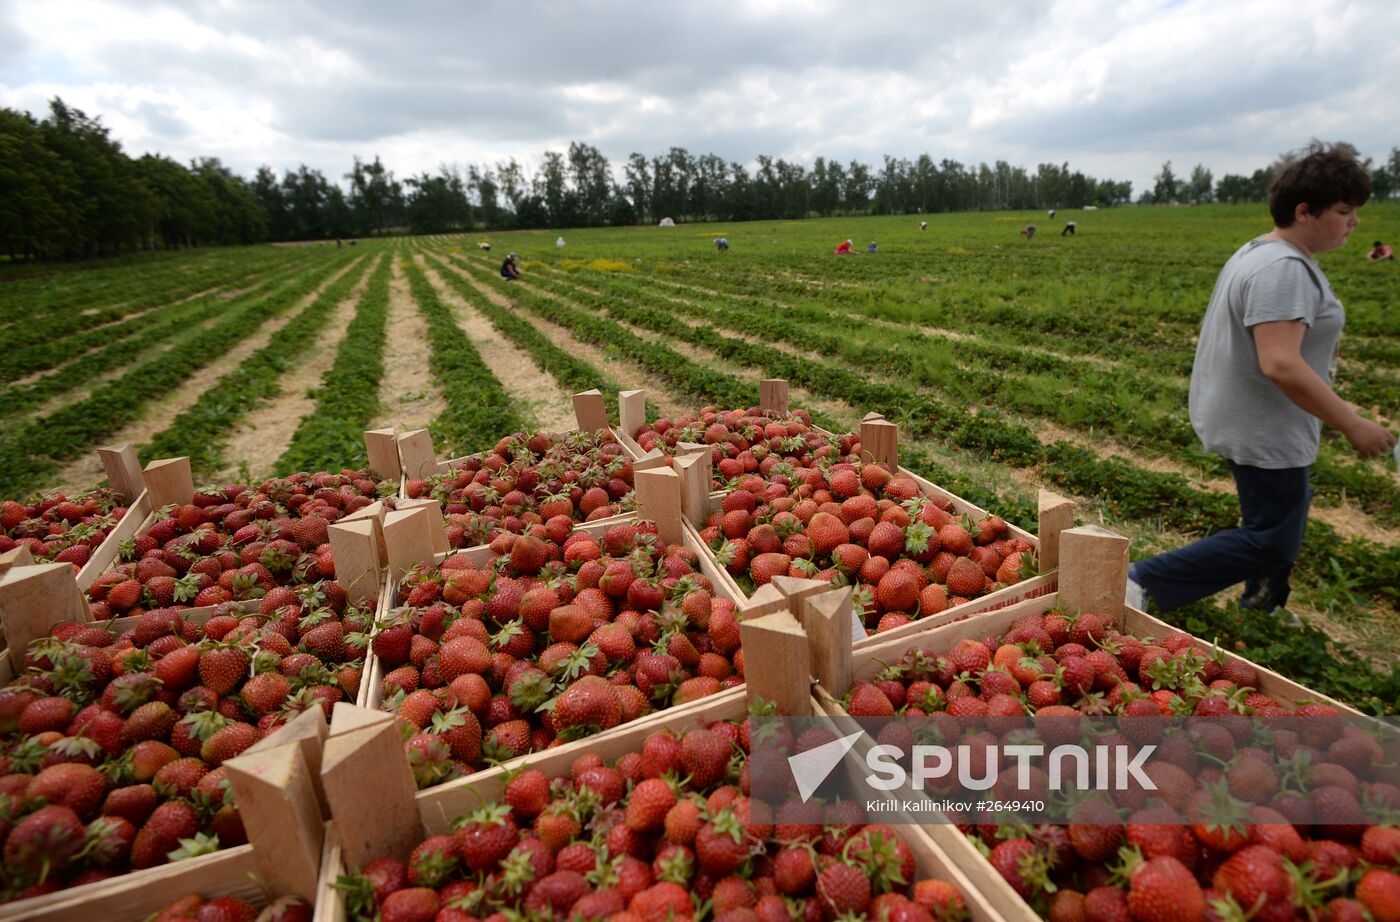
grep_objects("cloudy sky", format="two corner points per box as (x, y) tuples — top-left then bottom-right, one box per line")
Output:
(2, 0), (1397, 196)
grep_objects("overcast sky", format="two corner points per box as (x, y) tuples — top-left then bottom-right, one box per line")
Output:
(3, 0), (1397, 198)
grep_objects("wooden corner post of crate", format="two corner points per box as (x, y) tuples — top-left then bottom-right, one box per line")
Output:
(382, 506), (436, 584)
(397, 498), (450, 555)
(396, 430), (437, 485)
(364, 428), (402, 482)
(328, 520), (382, 607)
(0, 545), (35, 579)
(1058, 524), (1130, 620)
(739, 610), (811, 717)
(142, 457), (194, 509)
(222, 740), (325, 902)
(342, 501), (389, 568)
(671, 450), (711, 525)
(860, 418), (899, 468)
(634, 466), (683, 547)
(243, 705), (331, 818)
(618, 389), (647, 443)
(572, 389), (610, 433)
(321, 706), (424, 871)
(0, 564), (90, 672)
(97, 443), (145, 503)
(1037, 490), (1076, 573)
(760, 379), (789, 415)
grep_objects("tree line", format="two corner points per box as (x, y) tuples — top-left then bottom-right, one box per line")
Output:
(3, 98), (1398, 259)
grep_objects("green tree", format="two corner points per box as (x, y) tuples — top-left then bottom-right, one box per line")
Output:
(1153, 161), (1179, 203)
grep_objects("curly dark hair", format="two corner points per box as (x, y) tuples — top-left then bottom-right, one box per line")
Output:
(1269, 141), (1371, 227)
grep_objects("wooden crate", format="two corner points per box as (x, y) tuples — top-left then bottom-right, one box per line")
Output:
(810, 533), (1362, 922)
(315, 692), (1004, 922)
(616, 383), (1073, 647)
(356, 484), (745, 798)
(0, 737), (331, 922)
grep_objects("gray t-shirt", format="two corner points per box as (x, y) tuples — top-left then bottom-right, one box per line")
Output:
(1188, 237), (1344, 469)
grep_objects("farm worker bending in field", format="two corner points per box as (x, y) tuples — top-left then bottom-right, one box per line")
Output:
(1020, 225), (1036, 239)
(920, 221), (928, 230)
(500, 253), (520, 281)
(714, 237), (729, 250)
(1127, 142), (1396, 615)
(1367, 240), (1394, 260)
(867, 241), (878, 253)
(834, 239), (854, 254)
(1061, 221), (1077, 236)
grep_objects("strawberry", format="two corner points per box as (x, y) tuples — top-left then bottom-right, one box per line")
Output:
(131, 800), (200, 868)
(681, 728), (733, 791)
(817, 860), (873, 915)
(380, 887), (439, 922)
(1129, 855), (1204, 922)
(944, 556), (986, 597)
(4, 805), (87, 880)
(1356, 870), (1400, 922)
(26, 762), (107, 819)
(199, 644), (251, 696)
(201, 722), (260, 765)
(627, 778), (678, 833)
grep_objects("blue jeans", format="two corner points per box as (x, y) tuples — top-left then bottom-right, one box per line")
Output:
(1130, 461), (1311, 612)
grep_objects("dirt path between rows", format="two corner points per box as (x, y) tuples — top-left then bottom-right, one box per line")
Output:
(434, 257), (692, 422)
(417, 256), (576, 434)
(50, 257), (366, 495)
(214, 254), (383, 481)
(369, 256), (447, 434)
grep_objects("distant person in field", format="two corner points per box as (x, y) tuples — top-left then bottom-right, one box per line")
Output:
(1128, 142), (1395, 615)
(1048, 209), (1056, 219)
(834, 239), (854, 254)
(1061, 220), (1077, 236)
(556, 236), (566, 248)
(500, 253), (520, 281)
(1367, 240), (1394, 261)
(867, 241), (878, 253)
(920, 221), (928, 230)
(714, 237), (729, 250)
(1020, 225), (1036, 240)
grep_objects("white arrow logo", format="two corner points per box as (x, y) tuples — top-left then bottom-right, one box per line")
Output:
(787, 730), (865, 802)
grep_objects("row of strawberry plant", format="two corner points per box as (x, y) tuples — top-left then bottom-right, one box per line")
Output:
(448, 254), (755, 413)
(457, 256), (1400, 713)
(274, 254), (393, 475)
(0, 257), (312, 420)
(0, 248), (232, 324)
(399, 255), (525, 457)
(573, 265), (1206, 455)
(0, 247), (303, 369)
(0, 252), (357, 496)
(513, 258), (1400, 605)
(140, 254), (380, 477)
(424, 249), (662, 423)
(633, 267), (1400, 525)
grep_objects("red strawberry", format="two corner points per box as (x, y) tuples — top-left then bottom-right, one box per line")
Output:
(199, 644), (250, 696)
(3, 805), (87, 879)
(131, 800), (200, 868)
(1129, 856), (1204, 922)
(817, 861), (872, 915)
(627, 778), (678, 833)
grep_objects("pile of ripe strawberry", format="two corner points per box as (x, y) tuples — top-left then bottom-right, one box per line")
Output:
(0, 488), (131, 570)
(149, 893), (310, 922)
(630, 406), (851, 491)
(838, 609), (1400, 922)
(698, 460), (1034, 632)
(336, 718), (968, 922)
(371, 519), (743, 789)
(0, 588), (373, 903)
(403, 430), (634, 550)
(84, 469), (388, 618)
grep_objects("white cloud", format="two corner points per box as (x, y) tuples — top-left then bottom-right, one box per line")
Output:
(1, 0), (1395, 195)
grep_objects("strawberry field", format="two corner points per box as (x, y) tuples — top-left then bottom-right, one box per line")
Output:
(2, 205), (1398, 716)
(1, 206), (1399, 920)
